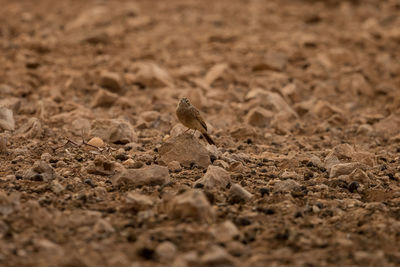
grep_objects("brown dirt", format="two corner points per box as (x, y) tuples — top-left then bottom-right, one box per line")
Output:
(1, 0), (400, 266)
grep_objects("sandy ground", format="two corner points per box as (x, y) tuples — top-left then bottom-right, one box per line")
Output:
(0, 0), (400, 266)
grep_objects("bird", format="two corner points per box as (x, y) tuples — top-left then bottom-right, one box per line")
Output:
(176, 97), (216, 145)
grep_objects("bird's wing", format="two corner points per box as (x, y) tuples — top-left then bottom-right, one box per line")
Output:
(191, 107), (208, 131)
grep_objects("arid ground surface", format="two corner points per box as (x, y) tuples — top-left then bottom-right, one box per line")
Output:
(0, 0), (400, 266)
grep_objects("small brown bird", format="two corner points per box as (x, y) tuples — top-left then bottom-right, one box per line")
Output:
(176, 97), (216, 145)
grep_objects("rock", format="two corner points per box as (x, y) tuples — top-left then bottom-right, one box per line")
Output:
(90, 119), (137, 144)
(122, 158), (135, 168)
(168, 189), (214, 222)
(93, 218), (115, 234)
(115, 165), (170, 187)
(0, 97), (21, 113)
(167, 161), (182, 172)
(324, 154), (341, 171)
(211, 221), (240, 243)
(252, 52), (288, 72)
(99, 71), (123, 94)
(203, 63), (229, 86)
(196, 165), (230, 190)
(281, 170), (300, 180)
(132, 62), (174, 88)
(200, 245), (236, 267)
(155, 241), (177, 262)
(87, 137), (105, 148)
(273, 179), (301, 192)
(228, 184), (253, 203)
(17, 117), (43, 139)
(91, 89), (119, 108)
(86, 155), (115, 176)
(51, 180), (65, 194)
(330, 163), (368, 178)
(158, 133), (210, 168)
(311, 100), (343, 119)
(246, 107), (274, 127)
(24, 161), (55, 181)
(308, 155), (324, 169)
(0, 107), (14, 131)
(124, 191), (154, 212)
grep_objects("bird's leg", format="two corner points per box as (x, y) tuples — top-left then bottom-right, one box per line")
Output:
(184, 128), (190, 134)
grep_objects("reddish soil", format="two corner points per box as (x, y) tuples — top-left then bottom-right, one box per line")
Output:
(0, 0), (400, 266)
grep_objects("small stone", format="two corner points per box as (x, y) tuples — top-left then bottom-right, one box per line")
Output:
(100, 71), (123, 94)
(211, 221), (240, 243)
(51, 180), (65, 194)
(330, 163), (367, 178)
(308, 155), (324, 169)
(228, 184), (253, 203)
(159, 133), (210, 168)
(90, 119), (137, 144)
(122, 158), (135, 168)
(93, 218), (115, 234)
(91, 89), (119, 108)
(115, 165), (170, 187)
(155, 241), (177, 262)
(246, 107), (274, 127)
(168, 189), (214, 222)
(124, 191), (154, 212)
(195, 165), (230, 190)
(131, 62), (174, 88)
(87, 137), (105, 148)
(167, 161), (182, 172)
(55, 160), (67, 168)
(273, 179), (301, 193)
(0, 107), (14, 131)
(17, 117), (43, 139)
(24, 161), (55, 181)
(252, 52), (288, 72)
(85, 155), (115, 176)
(40, 153), (52, 162)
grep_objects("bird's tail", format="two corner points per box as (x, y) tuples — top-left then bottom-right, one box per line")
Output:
(202, 132), (216, 146)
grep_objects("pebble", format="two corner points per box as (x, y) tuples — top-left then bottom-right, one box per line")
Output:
(115, 165), (170, 187)
(195, 165), (230, 190)
(228, 184), (253, 203)
(0, 107), (14, 131)
(88, 137), (105, 148)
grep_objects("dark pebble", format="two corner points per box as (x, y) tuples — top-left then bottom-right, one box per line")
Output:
(259, 188), (270, 197)
(84, 178), (96, 188)
(348, 181), (359, 193)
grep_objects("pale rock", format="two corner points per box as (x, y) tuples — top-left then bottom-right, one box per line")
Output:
(330, 163), (368, 178)
(213, 160), (229, 169)
(0, 107), (14, 131)
(24, 161), (55, 181)
(357, 124), (373, 135)
(40, 153), (52, 162)
(168, 189), (214, 222)
(312, 100), (343, 119)
(273, 179), (301, 192)
(324, 154), (341, 171)
(86, 155), (115, 176)
(308, 155), (324, 169)
(91, 89), (119, 108)
(204, 63), (229, 86)
(201, 245), (236, 267)
(345, 169), (372, 187)
(51, 180), (65, 194)
(281, 170), (300, 180)
(196, 165), (230, 189)
(167, 161), (182, 172)
(229, 161), (246, 172)
(211, 221), (240, 243)
(17, 117), (43, 139)
(115, 165), (170, 187)
(124, 191), (154, 212)
(155, 241), (177, 262)
(228, 184), (253, 203)
(87, 137), (105, 148)
(246, 107), (273, 127)
(252, 52), (287, 72)
(34, 239), (64, 257)
(93, 218), (115, 234)
(122, 158), (135, 168)
(90, 119), (137, 144)
(159, 133), (210, 168)
(132, 62), (174, 88)
(99, 71), (123, 94)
